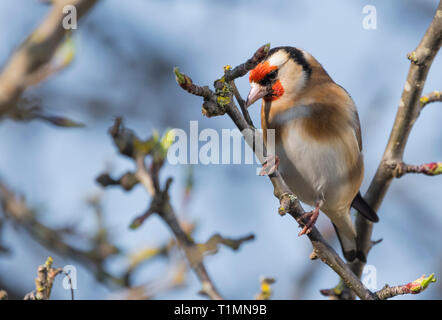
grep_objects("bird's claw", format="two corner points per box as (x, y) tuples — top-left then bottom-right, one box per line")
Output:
(297, 206), (320, 236)
(259, 155), (280, 176)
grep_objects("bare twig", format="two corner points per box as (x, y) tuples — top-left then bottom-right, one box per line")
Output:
(375, 274), (437, 300)
(24, 257), (63, 300)
(420, 90), (441, 108)
(228, 76), (254, 127)
(96, 171), (139, 191)
(223, 43), (270, 82)
(388, 161), (442, 178)
(6, 103), (84, 127)
(198, 233), (255, 256)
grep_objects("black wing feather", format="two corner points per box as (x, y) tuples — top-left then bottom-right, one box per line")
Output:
(351, 192), (379, 223)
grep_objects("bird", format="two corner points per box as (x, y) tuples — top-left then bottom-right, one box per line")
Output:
(245, 46), (379, 262)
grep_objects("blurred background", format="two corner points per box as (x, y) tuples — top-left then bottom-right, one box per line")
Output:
(0, 0), (441, 299)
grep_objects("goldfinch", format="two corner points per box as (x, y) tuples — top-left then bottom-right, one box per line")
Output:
(246, 46), (379, 262)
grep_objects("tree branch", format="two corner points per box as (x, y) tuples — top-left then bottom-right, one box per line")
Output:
(345, 1), (442, 298)
(0, 0), (98, 116)
(107, 118), (225, 300)
(0, 182), (125, 288)
(174, 46), (378, 300)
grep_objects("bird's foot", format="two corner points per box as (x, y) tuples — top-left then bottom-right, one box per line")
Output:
(297, 204), (320, 236)
(259, 155), (280, 176)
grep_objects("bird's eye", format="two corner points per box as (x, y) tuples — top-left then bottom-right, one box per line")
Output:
(267, 70), (278, 79)
(260, 69), (278, 86)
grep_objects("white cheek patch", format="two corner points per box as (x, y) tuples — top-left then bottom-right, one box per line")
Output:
(268, 51), (289, 68)
(278, 60), (307, 96)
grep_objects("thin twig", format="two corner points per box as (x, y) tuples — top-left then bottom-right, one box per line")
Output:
(224, 43), (270, 82)
(63, 271), (75, 300)
(229, 78), (254, 127)
(420, 90), (441, 109)
(24, 257), (63, 300)
(388, 161), (442, 178)
(375, 274), (436, 300)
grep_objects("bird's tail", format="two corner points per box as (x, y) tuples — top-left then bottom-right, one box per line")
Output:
(351, 192), (379, 223)
(332, 222), (366, 263)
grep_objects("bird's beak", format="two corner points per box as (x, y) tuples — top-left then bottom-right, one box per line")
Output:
(246, 82), (268, 108)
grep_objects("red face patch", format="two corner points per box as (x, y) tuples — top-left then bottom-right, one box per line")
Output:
(264, 80), (284, 101)
(249, 61), (277, 83)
